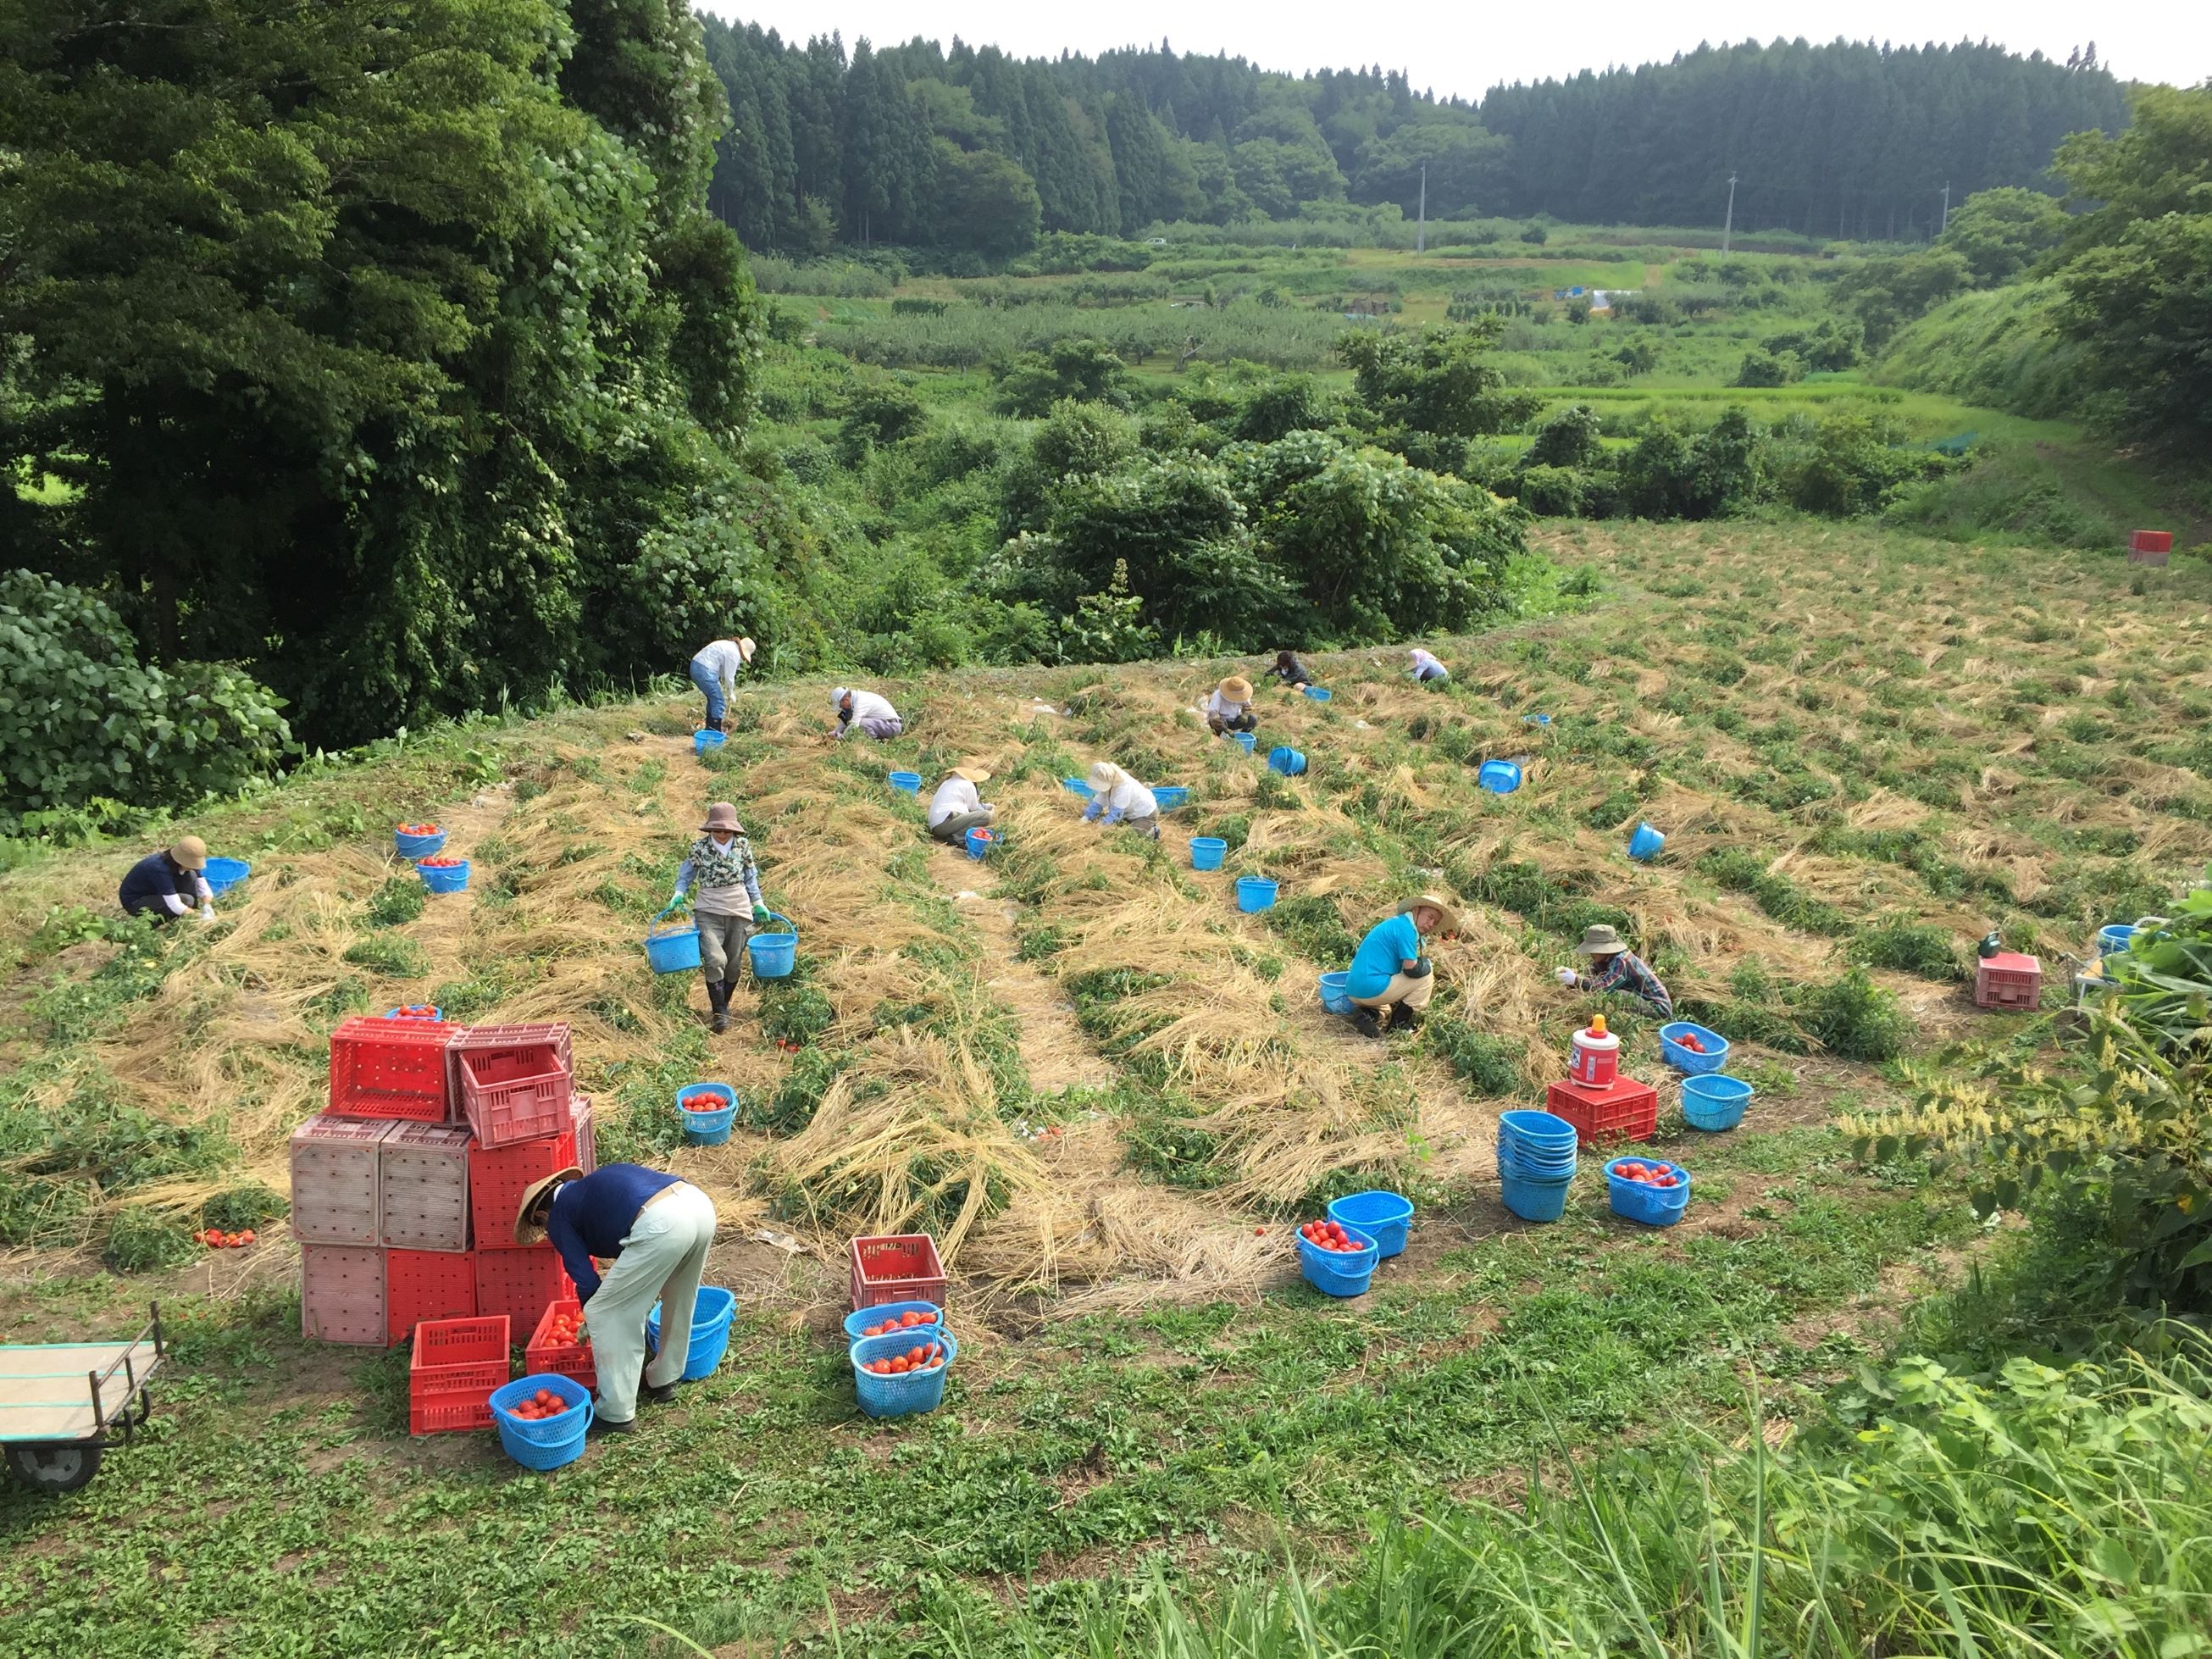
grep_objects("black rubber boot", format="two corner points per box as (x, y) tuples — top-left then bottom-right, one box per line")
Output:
(639, 1359), (678, 1405)
(1351, 1008), (1383, 1040)
(1394, 1005), (1425, 1034)
(707, 979), (729, 1034)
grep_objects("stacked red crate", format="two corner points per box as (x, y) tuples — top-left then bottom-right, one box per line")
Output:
(410, 1316), (511, 1435)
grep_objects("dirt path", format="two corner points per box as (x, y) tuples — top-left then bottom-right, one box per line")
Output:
(928, 842), (1116, 1096)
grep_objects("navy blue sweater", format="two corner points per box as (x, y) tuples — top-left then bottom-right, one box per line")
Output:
(545, 1164), (679, 1304)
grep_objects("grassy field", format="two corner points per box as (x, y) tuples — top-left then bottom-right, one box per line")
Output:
(1, 520), (2208, 1652)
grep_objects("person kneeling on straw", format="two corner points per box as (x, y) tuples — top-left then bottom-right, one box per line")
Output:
(1344, 894), (1458, 1039)
(1555, 924), (1673, 1018)
(515, 1164), (718, 1437)
(927, 757), (995, 845)
(1080, 762), (1160, 841)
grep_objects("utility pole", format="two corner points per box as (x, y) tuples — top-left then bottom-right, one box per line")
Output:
(1721, 172), (1738, 252)
(1940, 180), (1950, 236)
(1416, 164), (1426, 254)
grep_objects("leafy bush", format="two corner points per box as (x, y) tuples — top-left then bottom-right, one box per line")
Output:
(1525, 403), (1601, 469)
(363, 876), (426, 929)
(1426, 1017), (1524, 1094)
(103, 1207), (200, 1273)
(1850, 921), (1965, 980)
(1798, 967), (1912, 1060)
(341, 936), (430, 978)
(992, 337), (1132, 417)
(0, 570), (291, 830)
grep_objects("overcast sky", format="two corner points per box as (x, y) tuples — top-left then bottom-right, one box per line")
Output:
(696, 1), (2209, 98)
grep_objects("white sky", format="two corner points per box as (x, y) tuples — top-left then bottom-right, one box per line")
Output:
(696, 1), (2209, 98)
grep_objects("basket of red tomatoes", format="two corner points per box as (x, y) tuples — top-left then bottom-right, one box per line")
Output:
(848, 1327), (960, 1418)
(1295, 1215), (1379, 1297)
(1605, 1157), (1691, 1227)
(489, 1373), (591, 1469)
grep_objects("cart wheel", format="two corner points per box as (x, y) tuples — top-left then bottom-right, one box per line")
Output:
(4, 1442), (103, 1493)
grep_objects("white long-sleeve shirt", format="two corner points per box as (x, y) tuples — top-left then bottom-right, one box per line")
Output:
(928, 776), (984, 828)
(692, 640), (747, 696)
(836, 689), (899, 734)
(1086, 777), (1157, 823)
(1203, 689), (1251, 722)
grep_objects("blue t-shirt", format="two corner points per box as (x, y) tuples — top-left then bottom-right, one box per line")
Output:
(1346, 913), (1420, 1000)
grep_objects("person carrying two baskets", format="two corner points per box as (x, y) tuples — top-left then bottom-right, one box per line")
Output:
(670, 802), (769, 1034)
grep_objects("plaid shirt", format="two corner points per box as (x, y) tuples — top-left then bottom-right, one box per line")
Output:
(1586, 951), (1672, 1018)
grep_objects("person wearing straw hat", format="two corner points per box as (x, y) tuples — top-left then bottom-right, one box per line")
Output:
(1344, 894), (1458, 1039)
(689, 635), (756, 733)
(671, 803), (769, 1035)
(927, 758), (995, 845)
(1555, 924), (1673, 1018)
(118, 835), (216, 925)
(1267, 650), (1313, 691)
(832, 686), (902, 741)
(514, 1163), (718, 1436)
(1407, 646), (1450, 684)
(1080, 761), (1160, 841)
(1203, 675), (1258, 736)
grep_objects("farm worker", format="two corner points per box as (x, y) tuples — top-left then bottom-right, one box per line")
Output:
(832, 686), (902, 741)
(1204, 675), (1258, 735)
(1555, 924), (1674, 1018)
(118, 836), (215, 925)
(927, 757), (995, 845)
(514, 1164), (718, 1436)
(1407, 646), (1450, 684)
(672, 802), (769, 1035)
(689, 635), (755, 732)
(1267, 650), (1313, 690)
(1344, 893), (1458, 1039)
(1081, 761), (1160, 841)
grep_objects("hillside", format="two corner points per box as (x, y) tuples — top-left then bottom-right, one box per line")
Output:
(2, 521), (2209, 1651)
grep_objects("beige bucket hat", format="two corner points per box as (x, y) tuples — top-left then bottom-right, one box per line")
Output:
(513, 1166), (585, 1244)
(169, 835), (208, 870)
(736, 636), (756, 664)
(1576, 924), (1628, 957)
(1398, 892), (1461, 933)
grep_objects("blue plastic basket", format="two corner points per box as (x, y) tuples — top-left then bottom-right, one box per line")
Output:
(850, 1326), (959, 1418)
(1231, 731), (1257, 753)
(2098, 924), (2136, 957)
(1497, 1132), (1577, 1178)
(695, 730), (727, 757)
(646, 1286), (737, 1382)
(1236, 876), (1279, 913)
(678, 1082), (738, 1146)
(1317, 970), (1355, 1016)
(1660, 1022), (1730, 1075)
(200, 856), (252, 896)
(965, 826), (995, 860)
(394, 828), (446, 861)
(887, 771), (922, 794)
(384, 1006), (444, 1022)
(1606, 1159), (1691, 1227)
(1499, 1157), (1575, 1223)
(1498, 1110), (1579, 1152)
(418, 859), (470, 894)
(1062, 776), (1094, 799)
(841, 1301), (945, 1342)
(1477, 761), (1522, 795)
(1297, 1222), (1379, 1296)
(1303, 686), (1332, 702)
(1151, 785), (1191, 811)
(1328, 1190), (1413, 1258)
(1627, 822), (1665, 861)
(490, 1374), (592, 1470)
(747, 914), (796, 979)
(645, 906), (702, 974)
(1189, 836), (1228, 872)
(1682, 1074), (1753, 1132)
(1267, 746), (1306, 777)
(1522, 713), (1553, 727)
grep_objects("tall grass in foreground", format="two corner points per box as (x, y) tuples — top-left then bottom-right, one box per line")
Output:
(979, 1351), (2212, 1658)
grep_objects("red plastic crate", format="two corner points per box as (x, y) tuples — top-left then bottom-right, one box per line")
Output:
(1544, 1075), (1660, 1149)
(380, 1122), (473, 1251)
(850, 1234), (947, 1312)
(409, 1314), (511, 1395)
(2131, 530), (2173, 554)
(290, 1114), (393, 1246)
(409, 1390), (496, 1435)
(474, 1244), (574, 1336)
(328, 1016), (457, 1123)
(468, 1111), (579, 1251)
(301, 1244), (385, 1346)
(1975, 952), (2043, 1010)
(524, 1297), (597, 1390)
(385, 1248), (478, 1345)
(451, 1024), (574, 1150)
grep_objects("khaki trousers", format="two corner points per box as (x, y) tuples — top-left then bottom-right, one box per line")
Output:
(584, 1184), (718, 1423)
(1350, 970), (1435, 1012)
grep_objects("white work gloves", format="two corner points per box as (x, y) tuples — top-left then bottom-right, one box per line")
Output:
(1555, 967), (1579, 987)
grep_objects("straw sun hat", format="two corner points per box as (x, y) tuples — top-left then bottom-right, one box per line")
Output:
(1218, 675), (1254, 701)
(1398, 892), (1461, 932)
(951, 757), (993, 784)
(169, 835), (208, 871)
(513, 1167), (585, 1244)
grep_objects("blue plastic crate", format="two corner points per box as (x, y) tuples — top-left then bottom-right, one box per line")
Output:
(1296, 1222), (1378, 1296)
(747, 915), (796, 979)
(850, 1326), (959, 1418)
(1681, 1074), (1752, 1132)
(490, 1373), (591, 1469)
(1231, 732), (1257, 753)
(1659, 1022), (1729, 1075)
(1327, 1190), (1412, 1258)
